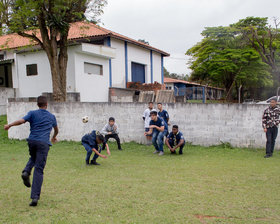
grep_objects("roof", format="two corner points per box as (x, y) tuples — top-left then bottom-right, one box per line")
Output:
(164, 77), (224, 90)
(0, 21), (169, 56)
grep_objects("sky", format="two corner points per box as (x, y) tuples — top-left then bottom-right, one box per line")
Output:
(100, 0), (280, 76)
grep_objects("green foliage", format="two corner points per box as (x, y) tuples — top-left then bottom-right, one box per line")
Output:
(187, 20), (273, 100)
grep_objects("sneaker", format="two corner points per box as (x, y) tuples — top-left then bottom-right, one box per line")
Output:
(29, 199), (38, 207)
(179, 150), (183, 155)
(86, 160), (90, 165)
(90, 160), (100, 165)
(153, 150), (160, 154)
(21, 171), (31, 188)
(119, 148), (123, 151)
(158, 151), (164, 156)
(264, 154), (272, 158)
(171, 151), (176, 154)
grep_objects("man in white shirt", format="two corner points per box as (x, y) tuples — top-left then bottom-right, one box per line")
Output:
(143, 102), (154, 140)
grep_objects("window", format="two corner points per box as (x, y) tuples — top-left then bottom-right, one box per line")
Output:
(84, 62), (103, 75)
(26, 64), (38, 76)
(0, 54), (4, 60)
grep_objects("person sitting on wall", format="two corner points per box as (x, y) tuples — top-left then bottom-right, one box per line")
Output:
(165, 125), (185, 155)
(144, 110), (168, 156)
(101, 117), (122, 151)
(81, 131), (110, 165)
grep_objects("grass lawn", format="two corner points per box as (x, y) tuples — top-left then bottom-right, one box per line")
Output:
(1, 115), (280, 224)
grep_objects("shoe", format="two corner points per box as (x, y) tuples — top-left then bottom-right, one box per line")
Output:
(158, 151), (164, 156)
(264, 154), (272, 158)
(153, 150), (160, 154)
(86, 160), (90, 165)
(118, 148), (122, 150)
(29, 199), (38, 207)
(90, 160), (100, 165)
(21, 171), (31, 188)
(179, 150), (183, 155)
(171, 151), (176, 154)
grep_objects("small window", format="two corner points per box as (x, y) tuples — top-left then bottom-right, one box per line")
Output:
(84, 62), (103, 75)
(26, 64), (38, 76)
(0, 54), (4, 60)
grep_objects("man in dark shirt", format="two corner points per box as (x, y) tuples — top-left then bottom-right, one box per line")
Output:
(166, 125), (185, 155)
(4, 96), (58, 207)
(82, 131), (110, 165)
(144, 111), (168, 156)
(157, 103), (169, 125)
(262, 98), (280, 158)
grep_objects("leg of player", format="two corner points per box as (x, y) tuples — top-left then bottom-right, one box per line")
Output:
(91, 146), (102, 165)
(152, 132), (160, 154)
(157, 131), (167, 156)
(102, 135), (110, 150)
(82, 142), (93, 165)
(179, 142), (185, 155)
(112, 134), (122, 150)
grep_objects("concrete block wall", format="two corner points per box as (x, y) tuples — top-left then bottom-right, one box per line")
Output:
(6, 101), (270, 149)
(0, 88), (15, 115)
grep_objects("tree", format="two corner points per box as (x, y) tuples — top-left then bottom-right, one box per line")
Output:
(233, 17), (280, 81)
(187, 26), (272, 101)
(0, 0), (107, 101)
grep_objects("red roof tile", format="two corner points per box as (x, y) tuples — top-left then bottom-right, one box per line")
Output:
(0, 21), (169, 56)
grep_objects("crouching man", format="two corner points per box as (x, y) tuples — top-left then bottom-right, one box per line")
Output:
(81, 131), (110, 165)
(165, 125), (185, 155)
(145, 111), (168, 156)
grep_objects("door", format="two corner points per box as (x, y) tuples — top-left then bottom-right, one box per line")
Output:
(131, 62), (145, 83)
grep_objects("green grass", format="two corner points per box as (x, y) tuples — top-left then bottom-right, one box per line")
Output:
(1, 115), (280, 223)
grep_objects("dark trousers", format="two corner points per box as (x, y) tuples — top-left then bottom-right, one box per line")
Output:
(266, 126), (278, 156)
(168, 140), (185, 154)
(102, 134), (121, 150)
(82, 142), (102, 162)
(23, 140), (50, 200)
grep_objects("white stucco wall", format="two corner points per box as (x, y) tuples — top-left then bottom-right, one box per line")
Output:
(15, 48), (76, 98)
(153, 52), (163, 83)
(74, 52), (110, 102)
(111, 39), (126, 88)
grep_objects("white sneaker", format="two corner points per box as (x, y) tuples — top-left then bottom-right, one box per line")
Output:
(153, 150), (160, 154)
(158, 151), (164, 156)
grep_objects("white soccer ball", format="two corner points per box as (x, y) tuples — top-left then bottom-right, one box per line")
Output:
(82, 116), (89, 123)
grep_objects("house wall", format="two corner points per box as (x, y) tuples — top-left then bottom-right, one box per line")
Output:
(111, 39), (126, 88)
(74, 52), (110, 102)
(152, 52), (163, 83)
(7, 101), (271, 149)
(0, 87), (15, 115)
(15, 48), (76, 98)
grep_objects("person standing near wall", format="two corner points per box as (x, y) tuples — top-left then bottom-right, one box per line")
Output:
(157, 103), (170, 135)
(4, 96), (58, 206)
(262, 98), (280, 158)
(143, 102), (154, 141)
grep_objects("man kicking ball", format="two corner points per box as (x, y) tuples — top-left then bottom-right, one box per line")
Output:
(144, 111), (168, 156)
(81, 131), (110, 165)
(4, 95), (58, 207)
(165, 125), (185, 155)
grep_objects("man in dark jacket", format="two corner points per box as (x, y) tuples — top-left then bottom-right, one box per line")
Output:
(262, 98), (280, 158)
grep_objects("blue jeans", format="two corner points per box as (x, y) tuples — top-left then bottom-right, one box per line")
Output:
(152, 130), (168, 152)
(82, 142), (101, 161)
(23, 140), (50, 200)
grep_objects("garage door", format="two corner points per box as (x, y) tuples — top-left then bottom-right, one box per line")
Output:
(131, 62), (145, 83)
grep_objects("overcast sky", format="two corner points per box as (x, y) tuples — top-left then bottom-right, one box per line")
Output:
(100, 0), (280, 76)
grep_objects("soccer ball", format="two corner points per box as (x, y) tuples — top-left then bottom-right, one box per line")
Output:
(82, 116), (89, 123)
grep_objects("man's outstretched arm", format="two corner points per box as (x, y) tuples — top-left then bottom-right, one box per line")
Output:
(4, 119), (26, 130)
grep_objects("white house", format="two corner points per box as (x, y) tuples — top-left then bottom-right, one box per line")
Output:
(0, 22), (169, 102)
